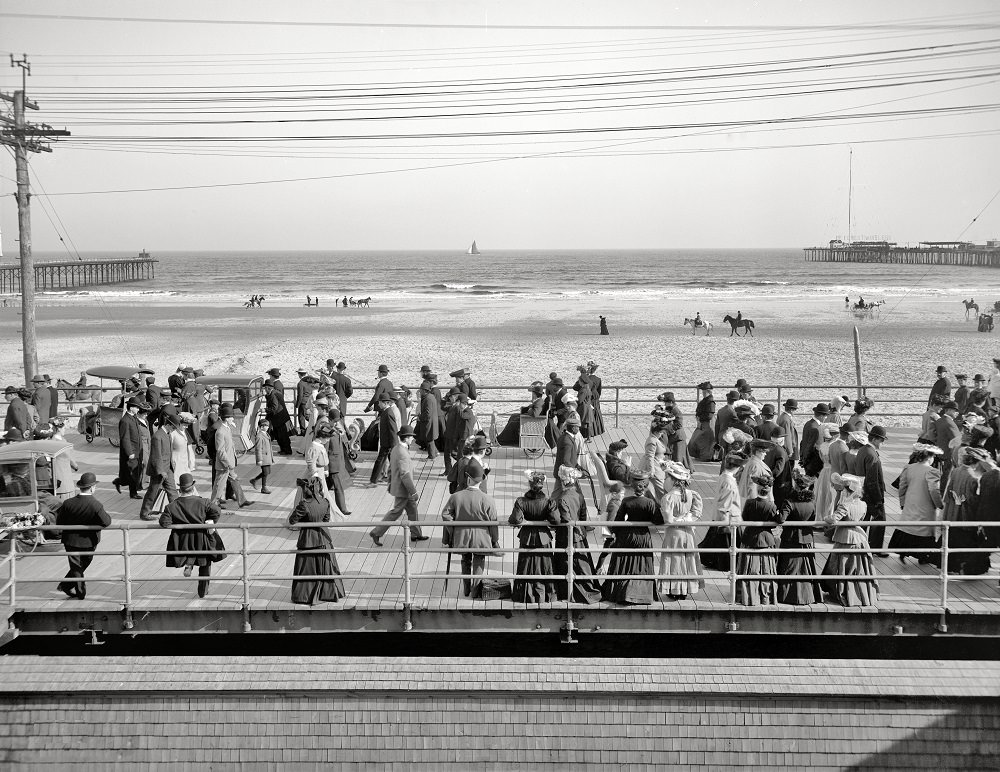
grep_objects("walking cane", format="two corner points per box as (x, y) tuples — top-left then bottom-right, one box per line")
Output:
(443, 541), (452, 594)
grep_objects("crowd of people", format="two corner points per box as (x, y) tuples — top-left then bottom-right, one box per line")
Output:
(5, 356), (1000, 607)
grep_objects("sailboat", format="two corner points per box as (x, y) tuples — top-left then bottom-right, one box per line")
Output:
(466, 240), (480, 255)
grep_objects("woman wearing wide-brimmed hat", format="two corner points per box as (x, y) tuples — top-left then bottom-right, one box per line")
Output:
(657, 461), (704, 600)
(508, 470), (560, 603)
(776, 466), (823, 604)
(821, 472), (878, 606)
(288, 476), (346, 605)
(889, 443), (944, 564)
(601, 469), (663, 605)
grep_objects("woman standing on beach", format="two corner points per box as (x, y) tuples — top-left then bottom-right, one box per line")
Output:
(508, 471), (560, 603)
(657, 461), (704, 601)
(551, 465), (602, 604)
(776, 467), (823, 604)
(889, 444), (943, 564)
(602, 470), (662, 605)
(736, 472), (781, 606)
(699, 453), (744, 571)
(822, 473), (878, 606)
(288, 476), (346, 605)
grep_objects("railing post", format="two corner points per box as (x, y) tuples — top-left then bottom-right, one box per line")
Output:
(614, 388), (620, 429)
(401, 522), (413, 631)
(938, 523), (949, 632)
(776, 386), (782, 410)
(562, 522), (577, 643)
(728, 523), (738, 607)
(8, 533), (16, 608)
(240, 525), (252, 632)
(121, 527), (134, 630)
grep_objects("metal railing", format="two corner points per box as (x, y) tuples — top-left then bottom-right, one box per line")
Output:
(3, 518), (996, 634)
(57, 382), (935, 427)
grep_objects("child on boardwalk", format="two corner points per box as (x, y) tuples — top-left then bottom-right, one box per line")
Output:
(250, 417), (273, 494)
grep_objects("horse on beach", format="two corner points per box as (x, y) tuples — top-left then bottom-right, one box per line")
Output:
(963, 298), (979, 319)
(683, 317), (712, 336)
(357, 297), (371, 308)
(722, 314), (755, 337)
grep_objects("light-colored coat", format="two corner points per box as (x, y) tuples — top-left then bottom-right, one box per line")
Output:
(214, 422), (238, 471)
(388, 441), (417, 499)
(254, 428), (273, 466)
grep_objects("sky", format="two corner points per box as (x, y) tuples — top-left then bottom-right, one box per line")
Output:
(1, 0), (999, 251)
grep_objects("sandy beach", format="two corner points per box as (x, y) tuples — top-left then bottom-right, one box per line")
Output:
(0, 289), (993, 428)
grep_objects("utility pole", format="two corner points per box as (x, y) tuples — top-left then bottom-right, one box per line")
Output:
(0, 55), (70, 385)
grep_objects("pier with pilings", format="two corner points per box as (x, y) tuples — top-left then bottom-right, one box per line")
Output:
(0, 250), (157, 292)
(804, 240), (1000, 267)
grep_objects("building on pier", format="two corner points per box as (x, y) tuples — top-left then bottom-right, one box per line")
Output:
(804, 239), (1000, 267)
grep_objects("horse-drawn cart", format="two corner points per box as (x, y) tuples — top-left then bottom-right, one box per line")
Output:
(81, 365), (155, 446)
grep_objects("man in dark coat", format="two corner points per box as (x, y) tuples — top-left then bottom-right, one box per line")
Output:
(114, 396), (146, 498)
(167, 365), (187, 398)
(144, 376), (163, 415)
(416, 372), (442, 459)
(799, 403), (830, 464)
(139, 414), (179, 521)
(264, 381), (293, 456)
(294, 367), (312, 435)
(754, 404), (779, 441)
(442, 393), (476, 477)
(369, 396), (399, 485)
(330, 362), (353, 419)
(764, 426), (792, 506)
(776, 399), (800, 461)
(365, 364), (394, 413)
(934, 401), (962, 490)
(552, 415), (581, 493)
(714, 390), (739, 449)
(323, 422), (351, 515)
(441, 464), (500, 597)
(4, 385), (31, 441)
(158, 473), (222, 598)
(543, 372), (561, 414)
(954, 374), (971, 414)
(928, 365), (951, 409)
(56, 472), (112, 599)
(43, 374), (59, 420)
(30, 374), (51, 428)
(852, 425), (887, 554)
(450, 368), (477, 402)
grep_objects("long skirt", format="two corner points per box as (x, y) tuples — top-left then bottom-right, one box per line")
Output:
(658, 527), (704, 597)
(602, 531), (657, 604)
(496, 413), (521, 447)
(291, 546), (346, 605)
(590, 401), (606, 437)
(776, 547), (822, 604)
(512, 535), (558, 603)
(821, 544), (878, 606)
(552, 535), (602, 604)
(688, 419), (716, 461)
(669, 436), (694, 472)
(698, 525), (739, 571)
(947, 527), (991, 575)
(887, 528), (938, 563)
(814, 467), (836, 522)
(736, 550), (778, 605)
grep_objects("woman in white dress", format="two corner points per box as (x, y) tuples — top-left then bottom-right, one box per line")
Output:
(813, 424), (838, 522)
(635, 418), (671, 500)
(300, 423), (345, 517)
(737, 440), (773, 503)
(171, 415), (196, 485)
(658, 460), (705, 600)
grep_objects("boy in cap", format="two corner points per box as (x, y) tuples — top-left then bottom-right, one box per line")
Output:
(56, 472), (112, 599)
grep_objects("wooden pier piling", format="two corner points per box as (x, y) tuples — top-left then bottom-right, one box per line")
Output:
(804, 240), (1000, 267)
(0, 250), (157, 293)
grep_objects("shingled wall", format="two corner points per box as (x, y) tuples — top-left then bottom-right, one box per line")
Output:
(1, 657), (998, 769)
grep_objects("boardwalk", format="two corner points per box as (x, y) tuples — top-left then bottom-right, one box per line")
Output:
(3, 417), (999, 639)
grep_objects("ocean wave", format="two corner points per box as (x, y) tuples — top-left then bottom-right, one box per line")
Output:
(39, 289), (179, 298)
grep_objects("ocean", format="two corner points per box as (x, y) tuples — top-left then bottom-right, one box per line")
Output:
(24, 248), (1000, 304)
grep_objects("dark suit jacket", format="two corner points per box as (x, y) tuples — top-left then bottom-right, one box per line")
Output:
(325, 432), (349, 475)
(799, 417), (823, 463)
(852, 445), (885, 504)
(714, 404), (737, 443)
(288, 496), (333, 550)
(553, 431), (577, 476)
(377, 406), (399, 448)
(458, 379), (478, 402)
(146, 426), (174, 477)
(57, 495), (112, 550)
(755, 419), (779, 441)
(119, 412), (143, 459)
(4, 397), (31, 436)
(47, 385), (59, 419)
(928, 376), (951, 408)
(331, 371), (353, 412)
(934, 415), (961, 455)
(366, 377), (395, 412)
(295, 378), (312, 409)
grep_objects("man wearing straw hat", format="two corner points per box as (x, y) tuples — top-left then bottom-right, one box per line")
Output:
(56, 472), (112, 599)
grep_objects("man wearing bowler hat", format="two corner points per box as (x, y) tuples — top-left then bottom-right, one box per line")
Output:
(365, 364), (395, 413)
(369, 425), (427, 546)
(212, 404), (252, 509)
(450, 368), (478, 402)
(853, 424), (888, 555)
(263, 380), (293, 456)
(30, 375), (51, 432)
(754, 404), (779, 442)
(800, 403), (831, 463)
(928, 365), (951, 409)
(56, 472), (112, 599)
(139, 412), (179, 521)
(330, 361), (353, 420)
(114, 396), (148, 499)
(776, 398), (800, 461)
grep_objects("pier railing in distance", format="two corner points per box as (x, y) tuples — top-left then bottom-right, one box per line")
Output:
(2, 519), (992, 635)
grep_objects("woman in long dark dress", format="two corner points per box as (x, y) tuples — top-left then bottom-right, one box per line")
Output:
(776, 466), (823, 604)
(736, 471), (782, 605)
(158, 473), (226, 598)
(288, 476), (346, 605)
(688, 381), (717, 461)
(586, 361), (606, 438)
(551, 465), (602, 604)
(699, 453), (745, 571)
(508, 470), (560, 602)
(602, 470), (663, 604)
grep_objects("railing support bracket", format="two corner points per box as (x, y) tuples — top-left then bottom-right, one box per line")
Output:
(242, 604), (252, 633)
(122, 606), (134, 631)
(560, 619), (579, 644)
(402, 603), (413, 632)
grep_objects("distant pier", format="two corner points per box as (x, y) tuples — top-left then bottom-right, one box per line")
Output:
(0, 250), (157, 293)
(804, 240), (1000, 267)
